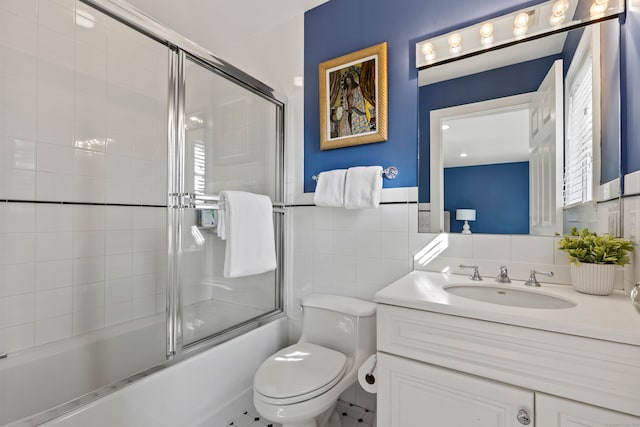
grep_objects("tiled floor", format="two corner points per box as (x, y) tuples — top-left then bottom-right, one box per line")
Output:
(228, 400), (375, 427)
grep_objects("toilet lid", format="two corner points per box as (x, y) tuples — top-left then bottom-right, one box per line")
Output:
(254, 342), (347, 401)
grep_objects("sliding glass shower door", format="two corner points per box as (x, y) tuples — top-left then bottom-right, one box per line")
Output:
(168, 53), (284, 353)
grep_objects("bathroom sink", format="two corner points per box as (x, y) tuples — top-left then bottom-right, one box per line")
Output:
(443, 284), (576, 309)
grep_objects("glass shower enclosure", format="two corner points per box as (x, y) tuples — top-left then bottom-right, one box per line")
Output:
(0, 1), (284, 425)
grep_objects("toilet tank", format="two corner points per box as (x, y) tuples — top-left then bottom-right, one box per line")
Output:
(299, 294), (376, 359)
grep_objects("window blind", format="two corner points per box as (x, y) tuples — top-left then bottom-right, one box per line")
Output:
(563, 52), (593, 206)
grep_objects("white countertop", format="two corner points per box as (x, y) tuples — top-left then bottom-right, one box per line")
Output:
(374, 271), (640, 346)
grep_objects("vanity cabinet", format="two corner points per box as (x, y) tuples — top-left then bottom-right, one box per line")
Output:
(375, 303), (640, 427)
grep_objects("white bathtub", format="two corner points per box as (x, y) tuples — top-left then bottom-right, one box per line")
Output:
(1, 315), (166, 426)
(1, 315), (287, 427)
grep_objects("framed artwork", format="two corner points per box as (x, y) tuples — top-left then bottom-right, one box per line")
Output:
(319, 42), (388, 150)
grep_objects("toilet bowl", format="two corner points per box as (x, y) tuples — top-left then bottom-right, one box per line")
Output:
(253, 294), (376, 427)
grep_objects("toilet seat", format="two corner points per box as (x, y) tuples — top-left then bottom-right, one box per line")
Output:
(254, 342), (348, 405)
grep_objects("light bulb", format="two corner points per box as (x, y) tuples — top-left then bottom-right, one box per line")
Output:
(590, 0), (608, 18)
(550, 0), (569, 25)
(513, 12), (530, 37)
(421, 42), (436, 61)
(479, 23), (494, 46)
(448, 33), (462, 55)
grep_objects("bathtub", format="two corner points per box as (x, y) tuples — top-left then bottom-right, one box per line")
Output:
(1, 315), (166, 426)
(1, 315), (287, 427)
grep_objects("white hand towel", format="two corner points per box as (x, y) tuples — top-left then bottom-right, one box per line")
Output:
(314, 169), (347, 207)
(219, 190), (277, 278)
(216, 204), (226, 240)
(344, 166), (383, 209)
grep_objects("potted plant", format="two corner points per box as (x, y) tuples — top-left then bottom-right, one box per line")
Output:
(558, 227), (633, 295)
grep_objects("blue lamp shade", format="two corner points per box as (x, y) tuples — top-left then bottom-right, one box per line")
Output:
(456, 209), (476, 221)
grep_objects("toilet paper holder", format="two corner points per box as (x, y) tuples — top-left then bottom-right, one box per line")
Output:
(364, 355), (377, 384)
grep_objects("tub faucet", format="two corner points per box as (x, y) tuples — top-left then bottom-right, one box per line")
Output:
(496, 266), (511, 283)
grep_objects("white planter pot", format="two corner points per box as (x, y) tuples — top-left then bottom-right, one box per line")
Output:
(569, 263), (617, 295)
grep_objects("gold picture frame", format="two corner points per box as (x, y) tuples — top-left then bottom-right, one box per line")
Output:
(319, 42), (388, 150)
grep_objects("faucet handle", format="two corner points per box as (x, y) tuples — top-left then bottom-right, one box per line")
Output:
(631, 283), (640, 314)
(525, 269), (554, 287)
(459, 264), (482, 281)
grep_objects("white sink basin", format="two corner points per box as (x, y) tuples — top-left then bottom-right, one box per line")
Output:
(444, 284), (576, 309)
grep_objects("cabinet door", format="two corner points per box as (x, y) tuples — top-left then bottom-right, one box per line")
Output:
(377, 353), (534, 427)
(536, 393), (640, 426)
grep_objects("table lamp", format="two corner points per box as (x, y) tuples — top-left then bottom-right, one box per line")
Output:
(456, 209), (476, 234)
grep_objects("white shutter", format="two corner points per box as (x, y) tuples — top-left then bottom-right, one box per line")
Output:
(563, 51), (593, 206)
(194, 141), (206, 195)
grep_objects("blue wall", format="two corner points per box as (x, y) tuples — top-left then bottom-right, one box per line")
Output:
(303, 0), (542, 192)
(444, 162), (530, 234)
(304, 0), (640, 194)
(418, 55), (560, 202)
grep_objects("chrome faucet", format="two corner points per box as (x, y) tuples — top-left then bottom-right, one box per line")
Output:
(524, 269), (554, 287)
(459, 264), (482, 281)
(495, 265), (511, 283)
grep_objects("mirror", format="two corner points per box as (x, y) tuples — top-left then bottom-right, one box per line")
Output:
(418, 15), (623, 236)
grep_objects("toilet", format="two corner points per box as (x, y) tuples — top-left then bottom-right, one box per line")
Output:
(253, 294), (377, 427)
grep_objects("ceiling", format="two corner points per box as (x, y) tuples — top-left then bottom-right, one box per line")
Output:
(122, 0), (328, 54)
(442, 107), (530, 168)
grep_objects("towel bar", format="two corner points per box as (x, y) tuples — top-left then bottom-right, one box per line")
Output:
(312, 166), (398, 182)
(187, 193), (285, 213)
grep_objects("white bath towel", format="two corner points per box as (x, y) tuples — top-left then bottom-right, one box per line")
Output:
(344, 166), (383, 209)
(219, 190), (277, 278)
(313, 169), (347, 207)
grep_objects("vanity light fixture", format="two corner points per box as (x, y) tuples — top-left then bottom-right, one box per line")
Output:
(550, 0), (569, 25)
(448, 33), (463, 55)
(590, 0), (608, 18)
(421, 42), (436, 62)
(415, 0), (624, 70)
(513, 12), (530, 37)
(479, 22), (494, 46)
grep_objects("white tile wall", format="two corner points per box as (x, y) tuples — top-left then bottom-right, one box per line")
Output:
(0, 1), (168, 205)
(0, 1), (169, 356)
(287, 201), (415, 339)
(0, 203), (167, 354)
